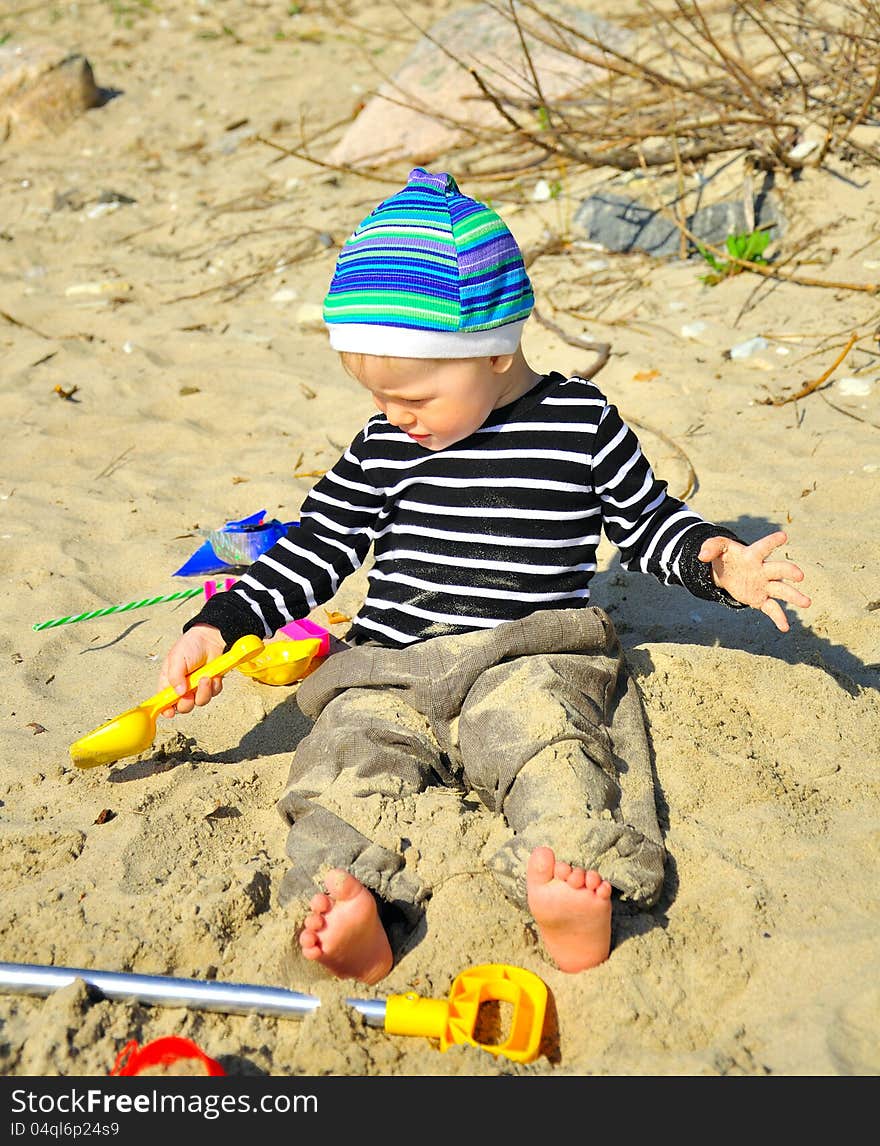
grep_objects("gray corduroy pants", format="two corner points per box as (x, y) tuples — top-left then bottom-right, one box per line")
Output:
(276, 606), (665, 925)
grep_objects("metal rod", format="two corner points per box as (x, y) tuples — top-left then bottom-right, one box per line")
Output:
(0, 962), (320, 1020)
(345, 997), (387, 1028)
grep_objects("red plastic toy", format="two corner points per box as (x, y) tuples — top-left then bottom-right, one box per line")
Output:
(110, 1036), (225, 1076)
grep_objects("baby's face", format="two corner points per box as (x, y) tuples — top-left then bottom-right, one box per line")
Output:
(349, 354), (520, 451)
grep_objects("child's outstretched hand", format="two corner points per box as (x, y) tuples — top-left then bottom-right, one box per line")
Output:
(698, 529), (811, 633)
(158, 624), (227, 717)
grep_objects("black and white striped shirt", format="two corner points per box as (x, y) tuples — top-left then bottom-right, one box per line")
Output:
(190, 372), (744, 648)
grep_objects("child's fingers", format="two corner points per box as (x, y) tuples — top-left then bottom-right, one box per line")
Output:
(158, 661), (187, 717)
(751, 529), (788, 559)
(164, 693), (195, 717)
(761, 598), (791, 632)
(189, 675), (221, 708)
(762, 559), (805, 583)
(697, 536), (729, 563)
(167, 652), (199, 697)
(160, 654), (206, 716)
(769, 581), (811, 609)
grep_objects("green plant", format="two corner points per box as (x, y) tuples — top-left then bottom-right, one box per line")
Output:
(697, 228), (772, 285)
(102, 0), (155, 28)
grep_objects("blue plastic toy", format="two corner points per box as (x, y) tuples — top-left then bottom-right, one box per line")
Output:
(173, 511), (296, 577)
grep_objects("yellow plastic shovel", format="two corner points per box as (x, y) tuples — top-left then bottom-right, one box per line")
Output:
(69, 634), (265, 768)
(0, 960), (547, 1065)
(347, 963), (549, 1064)
(235, 637), (324, 686)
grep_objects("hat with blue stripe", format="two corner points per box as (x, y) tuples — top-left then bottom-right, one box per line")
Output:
(323, 168), (534, 358)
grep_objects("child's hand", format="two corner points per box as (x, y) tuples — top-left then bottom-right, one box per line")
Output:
(698, 530), (811, 633)
(158, 624), (227, 717)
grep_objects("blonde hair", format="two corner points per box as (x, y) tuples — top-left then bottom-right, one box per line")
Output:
(339, 351), (510, 381)
(339, 351), (460, 381)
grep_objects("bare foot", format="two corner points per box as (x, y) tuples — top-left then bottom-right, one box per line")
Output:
(298, 869), (393, 985)
(526, 846), (612, 973)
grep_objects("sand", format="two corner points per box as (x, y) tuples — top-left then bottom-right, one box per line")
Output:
(1, 0), (879, 1082)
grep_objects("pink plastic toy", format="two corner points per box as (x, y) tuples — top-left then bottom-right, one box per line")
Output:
(203, 578), (237, 600)
(200, 580), (331, 666)
(278, 616), (331, 656)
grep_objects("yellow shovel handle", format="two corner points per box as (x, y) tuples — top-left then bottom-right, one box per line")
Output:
(384, 994), (450, 1039)
(147, 634), (265, 715)
(382, 964), (548, 1064)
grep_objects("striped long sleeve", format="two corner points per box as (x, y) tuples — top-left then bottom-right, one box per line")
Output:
(188, 372), (745, 649)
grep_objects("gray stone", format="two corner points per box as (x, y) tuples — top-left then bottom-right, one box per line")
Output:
(573, 189), (786, 258)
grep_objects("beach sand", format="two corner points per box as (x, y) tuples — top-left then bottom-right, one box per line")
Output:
(2, 0), (879, 1079)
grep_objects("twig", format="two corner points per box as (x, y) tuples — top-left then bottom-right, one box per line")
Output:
(254, 135), (404, 184)
(363, 0), (880, 183)
(115, 219), (168, 244)
(95, 446), (135, 480)
(677, 218), (880, 295)
(532, 307), (610, 378)
(0, 309), (90, 341)
(671, 134), (688, 261)
(563, 306), (683, 340)
(739, 0), (810, 111)
(467, 67), (551, 158)
(162, 256), (291, 304)
(759, 332), (858, 406)
(265, 111), (361, 168)
(173, 227), (316, 264)
(733, 221), (833, 323)
(506, 0), (550, 131)
(623, 414), (698, 502)
(837, 60), (880, 148)
(522, 234), (572, 267)
(819, 389), (880, 430)
(531, 304), (696, 498)
(1, 309), (46, 336)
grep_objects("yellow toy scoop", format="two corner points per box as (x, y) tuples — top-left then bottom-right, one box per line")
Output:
(235, 637), (324, 687)
(69, 634), (265, 769)
(347, 963), (548, 1064)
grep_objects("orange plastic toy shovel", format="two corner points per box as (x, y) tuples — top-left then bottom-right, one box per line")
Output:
(69, 634), (264, 769)
(347, 963), (548, 1064)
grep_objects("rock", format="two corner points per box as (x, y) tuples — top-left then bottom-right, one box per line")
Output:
(270, 287), (299, 305)
(64, 280), (133, 299)
(836, 376), (872, 397)
(0, 43), (103, 144)
(331, 1), (630, 169)
(573, 189), (786, 259)
(295, 302), (326, 331)
(728, 336), (769, 360)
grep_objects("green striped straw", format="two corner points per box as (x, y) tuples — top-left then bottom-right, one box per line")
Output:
(33, 588), (206, 631)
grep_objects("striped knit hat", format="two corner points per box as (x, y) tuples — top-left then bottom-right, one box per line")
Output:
(323, 168), (534, 358)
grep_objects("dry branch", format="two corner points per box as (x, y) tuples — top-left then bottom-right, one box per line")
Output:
(820, 389), (880, 430)
(624, 414), (698, 501)
(672, 216), (880, 295)
(760, 331), (858, 406)
(317, 1), (880, 182)
(254, 135), (405, 185)
(532, 307), (611, 378)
